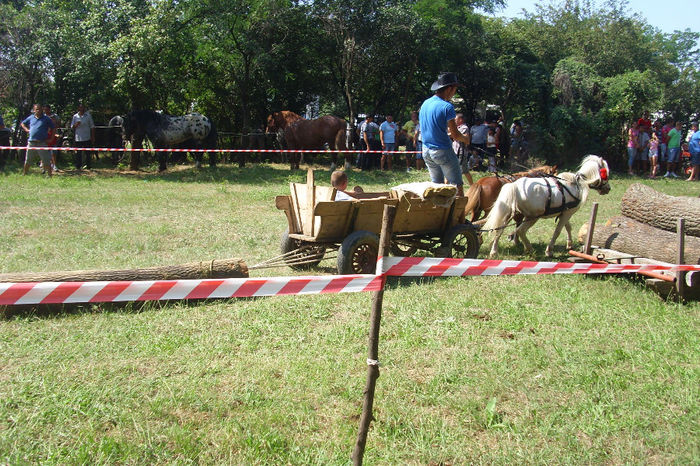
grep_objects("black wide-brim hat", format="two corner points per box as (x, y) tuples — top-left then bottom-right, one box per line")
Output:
(430, 72), (463, 92)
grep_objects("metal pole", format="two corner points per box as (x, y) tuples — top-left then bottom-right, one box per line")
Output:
(352, 205), (396, 466)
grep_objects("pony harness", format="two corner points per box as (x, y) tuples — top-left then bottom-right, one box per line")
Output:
(542, 175), (580, 216)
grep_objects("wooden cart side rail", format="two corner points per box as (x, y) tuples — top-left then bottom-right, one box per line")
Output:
(275, 195), (299, 234)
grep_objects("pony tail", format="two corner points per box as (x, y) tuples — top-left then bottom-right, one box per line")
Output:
(463, 184), (482, 219)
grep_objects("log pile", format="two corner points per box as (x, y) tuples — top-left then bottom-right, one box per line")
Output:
(620, 183), (700, 237)
(576, 183), (699, 299)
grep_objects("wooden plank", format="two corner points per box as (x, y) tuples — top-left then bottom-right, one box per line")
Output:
(589, 247), (639, 261)
(316, 186), (336, 202)
(313, 201), (355, 241)
(353, 199), (399, 235)
(392, 194), (449, 234)
(275, 195), (296, 234)
(290, 182), (304, 234)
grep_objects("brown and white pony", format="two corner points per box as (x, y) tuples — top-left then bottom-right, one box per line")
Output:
(483, 155), (611, 258)
(464, 165), (558, 224)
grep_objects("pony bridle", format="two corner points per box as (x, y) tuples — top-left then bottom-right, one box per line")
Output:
(589, 164), (609, 190)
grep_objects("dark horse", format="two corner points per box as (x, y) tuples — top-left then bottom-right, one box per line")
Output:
(267, 110), (349, 170)
(122, 110), (217, 171)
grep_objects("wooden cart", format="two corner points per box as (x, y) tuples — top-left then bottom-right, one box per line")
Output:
(274, 170), (480, 274)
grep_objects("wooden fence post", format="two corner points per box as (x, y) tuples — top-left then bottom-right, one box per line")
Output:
(677, 218), (686, 300)
(584, 202), (598, 255)
(352, 204), (396, 466)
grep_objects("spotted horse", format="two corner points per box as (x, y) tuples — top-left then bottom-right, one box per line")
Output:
(122, 110), (218, 171)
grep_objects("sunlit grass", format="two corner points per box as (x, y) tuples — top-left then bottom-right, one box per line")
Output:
(0, 160), (698, 464)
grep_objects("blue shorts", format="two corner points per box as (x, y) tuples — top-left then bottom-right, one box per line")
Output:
(383, 142), (395, 154)
(668, 147), (680, 163)
(422, 146), (463, 186)
(691, 151), (700, 165)
(415, 142), (423, 159)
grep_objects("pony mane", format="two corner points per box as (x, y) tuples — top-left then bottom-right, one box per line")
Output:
(578, 155), (606, 184)
(557, 172), (577, 183)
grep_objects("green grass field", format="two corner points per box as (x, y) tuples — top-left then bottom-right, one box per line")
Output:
(1, 159), (698, 464)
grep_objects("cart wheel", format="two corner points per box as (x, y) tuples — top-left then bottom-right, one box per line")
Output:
(389, 241), (418, 257)
(440, 223), (480, 258)
(337, 230), (380, 274)
(280, 230), (325, 270)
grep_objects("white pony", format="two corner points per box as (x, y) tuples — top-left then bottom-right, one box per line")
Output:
(483, 155), (611, 258)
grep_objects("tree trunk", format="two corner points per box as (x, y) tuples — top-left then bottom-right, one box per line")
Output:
(580, 215), (700, 264)
(0, 258), (248, 283)
(621, 183), (700, 237)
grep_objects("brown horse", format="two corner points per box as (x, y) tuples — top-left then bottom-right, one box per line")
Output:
(266, 111), (304, 134)
(266, 111), (305, 164)
(464, 165), (558, 224)
(267, 110), (349, 170)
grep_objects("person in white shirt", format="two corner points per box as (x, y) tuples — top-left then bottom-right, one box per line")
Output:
(331, 170), (365, 201)
(71, 103), (95, 169)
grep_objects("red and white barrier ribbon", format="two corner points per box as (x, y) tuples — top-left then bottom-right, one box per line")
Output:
(0, 274), (384, 306)
(0, 145), (418, 154)
(2, 257), (696, 306)
(380, 256), (700, 277)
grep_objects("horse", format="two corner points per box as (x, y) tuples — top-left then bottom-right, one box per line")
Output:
(122, 110), (217, 172)
(105, 116), (126, 166)
(266, 111), (305, 164)
(266, 110), (304, 134)
(267, 110), (350, 170)
(464, 165), (558, 224)
(482, 155), (611, 258)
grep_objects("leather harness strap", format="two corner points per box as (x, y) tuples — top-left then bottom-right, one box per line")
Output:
(543, 175), (581, 216)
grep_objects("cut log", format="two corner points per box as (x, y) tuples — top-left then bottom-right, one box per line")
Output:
(578, 216), (700, 265)
(0, 258), (248, 283)
(621, 183), (700, 237)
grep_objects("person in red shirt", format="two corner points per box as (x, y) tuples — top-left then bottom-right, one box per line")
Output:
(637, 111), (652, 134)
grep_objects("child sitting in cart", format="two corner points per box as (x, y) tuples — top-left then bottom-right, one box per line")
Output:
(331, 170), (364, 201)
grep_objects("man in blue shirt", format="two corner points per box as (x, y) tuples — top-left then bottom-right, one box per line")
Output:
(21, 104), (55, 176)
(687, 121), (700, 181)
(379, 115), (397, 171)
(419, 72), (471, 197)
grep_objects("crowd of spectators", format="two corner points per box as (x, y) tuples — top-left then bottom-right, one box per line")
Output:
(627, 111), (698, 181)
(0, 102), (96, 175)
(355, 108), (513, 179)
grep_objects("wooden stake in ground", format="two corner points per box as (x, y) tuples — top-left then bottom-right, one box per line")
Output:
(0, 258), (248, 283)
(352, 205), (396, 466)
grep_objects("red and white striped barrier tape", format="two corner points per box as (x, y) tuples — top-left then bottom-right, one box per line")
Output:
(0, 274), (384, 306)
(0, 145), (419, 154)
(3, 257), (696, 306)
(379, 256), (700, 277)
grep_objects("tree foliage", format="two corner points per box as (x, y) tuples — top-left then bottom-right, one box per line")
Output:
(0, 0), (697, 166)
